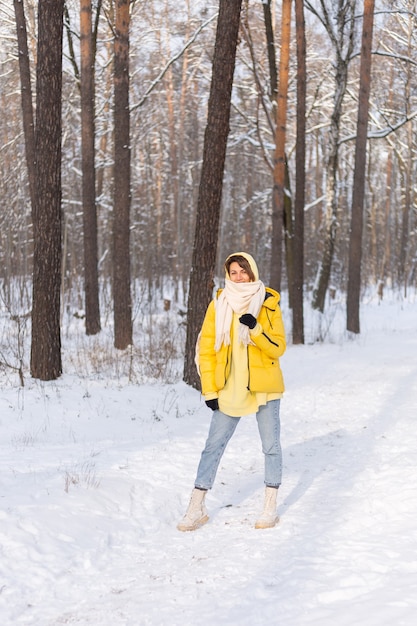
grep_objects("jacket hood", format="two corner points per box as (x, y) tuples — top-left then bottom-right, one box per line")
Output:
(224, 252), (259, 281)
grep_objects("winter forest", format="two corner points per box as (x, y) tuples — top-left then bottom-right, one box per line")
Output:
(1, 3), (417, 623)
(0, 0), (416, 385)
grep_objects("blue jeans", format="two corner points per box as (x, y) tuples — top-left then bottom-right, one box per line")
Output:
(194, 399), (282, 490)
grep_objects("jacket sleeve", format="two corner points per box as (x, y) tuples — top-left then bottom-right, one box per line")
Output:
(250, 303), (286, 359)
(198, 300), (218, 396)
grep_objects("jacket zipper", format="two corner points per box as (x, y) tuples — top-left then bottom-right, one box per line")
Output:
(262, 332), (279, 347)
(246, 345), (251, 390)
(224, 345), (230, 383)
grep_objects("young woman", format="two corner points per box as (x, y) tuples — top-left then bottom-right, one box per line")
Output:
(178, 252), (286, 531)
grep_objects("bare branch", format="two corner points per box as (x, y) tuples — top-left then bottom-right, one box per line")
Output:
(371, 49), (417, 67)
(130, 12), (218, 112)
(339, 109), (417, 143)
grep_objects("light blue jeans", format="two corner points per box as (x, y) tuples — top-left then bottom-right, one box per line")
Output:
(194, 399), (282, 490)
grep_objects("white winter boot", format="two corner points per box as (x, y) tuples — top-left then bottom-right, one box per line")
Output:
(177, 488), (209, 532)
(255, 486), (279, 529)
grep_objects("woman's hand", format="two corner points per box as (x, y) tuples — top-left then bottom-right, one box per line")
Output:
(239, 313), (257, 329)
(205, 399), (219, 411)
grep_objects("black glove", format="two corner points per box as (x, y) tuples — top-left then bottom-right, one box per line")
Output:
(205, 399), (219, 411)
(239, 313), (257, 329)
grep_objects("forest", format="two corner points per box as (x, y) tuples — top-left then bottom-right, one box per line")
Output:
(0, 0), (416, 382)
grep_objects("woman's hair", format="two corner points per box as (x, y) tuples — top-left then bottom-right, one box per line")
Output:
(225, 255), (256, 282)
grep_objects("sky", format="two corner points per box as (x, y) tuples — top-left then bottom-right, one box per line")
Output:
(1, 289), (417, 625)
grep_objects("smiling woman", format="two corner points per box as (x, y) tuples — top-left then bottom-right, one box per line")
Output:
(226, 256), (256, 283)
(178, 252), (287, 532)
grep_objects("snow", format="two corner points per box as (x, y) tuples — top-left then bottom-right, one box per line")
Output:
(1, 292), (417, 625)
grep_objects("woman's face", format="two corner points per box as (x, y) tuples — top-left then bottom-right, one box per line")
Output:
(229, 261), (251, 283)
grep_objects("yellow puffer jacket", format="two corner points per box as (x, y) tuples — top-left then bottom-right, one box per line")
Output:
(199, 287), (286, 395)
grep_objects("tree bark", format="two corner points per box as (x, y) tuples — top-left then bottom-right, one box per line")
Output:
(183, 0), (243, 389)
(13, 0), (36, 214)
(30, 0), (64, 381)
(347, 0), (375, 333)
(312, 0), (357, 313)
(261, 0), (294, 305)
(80, 0), (101, 335)
(292, 0), (307, 344)
(262, 0), (278, 101)
(397, 16), (414, 296)
(270, 0), (292, 292)
(113, 0), (132, 349)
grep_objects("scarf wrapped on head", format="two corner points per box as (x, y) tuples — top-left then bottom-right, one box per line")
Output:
(214, 253), (265, 352)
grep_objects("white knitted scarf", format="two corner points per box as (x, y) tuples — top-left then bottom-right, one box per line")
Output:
(214, 278), (266, 351)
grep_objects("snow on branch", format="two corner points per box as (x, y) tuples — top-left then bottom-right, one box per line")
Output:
(130, 13), (218, 112)
(339, 110), (417, 143)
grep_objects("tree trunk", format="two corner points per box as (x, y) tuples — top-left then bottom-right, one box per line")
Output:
(397, 17), (414, 296)
(347, 0), (375, 333)
(262, 0), (277, 101)
(292, 0), (306, 344)
(13, 0), (36, 214)
(283, 160), (294, 305)
(311, 0), (356, 313)
(270, 0), (292, 292)
(183, 0), (243, 389)
(113, 0), (132, 349)
(30, 0), (64, 381)
(80, 0), (101, 335)
(261, 0), (294, 306)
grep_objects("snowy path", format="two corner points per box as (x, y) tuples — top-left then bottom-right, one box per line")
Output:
(1, 298), (417, 625)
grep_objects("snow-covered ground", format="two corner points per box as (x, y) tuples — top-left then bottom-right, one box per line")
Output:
(1, 291), (416, 625)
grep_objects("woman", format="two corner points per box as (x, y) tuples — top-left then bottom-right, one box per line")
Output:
(178, 252), (286, 531)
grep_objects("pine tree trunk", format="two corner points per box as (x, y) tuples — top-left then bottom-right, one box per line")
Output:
(261, 0), (293, 308)
(30, 0), (65, 381)
(13, 0), (36, 214)
(312, 0), (356, 313)
(292, 0), (306, 344)
(262, 0), (277, 100)
(270, 0), (292, 292)
(80, 0), (101, 335)
(183, 0), (243, 389)
(113, 0), (132, 350)
(347, 0), (375, 333)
